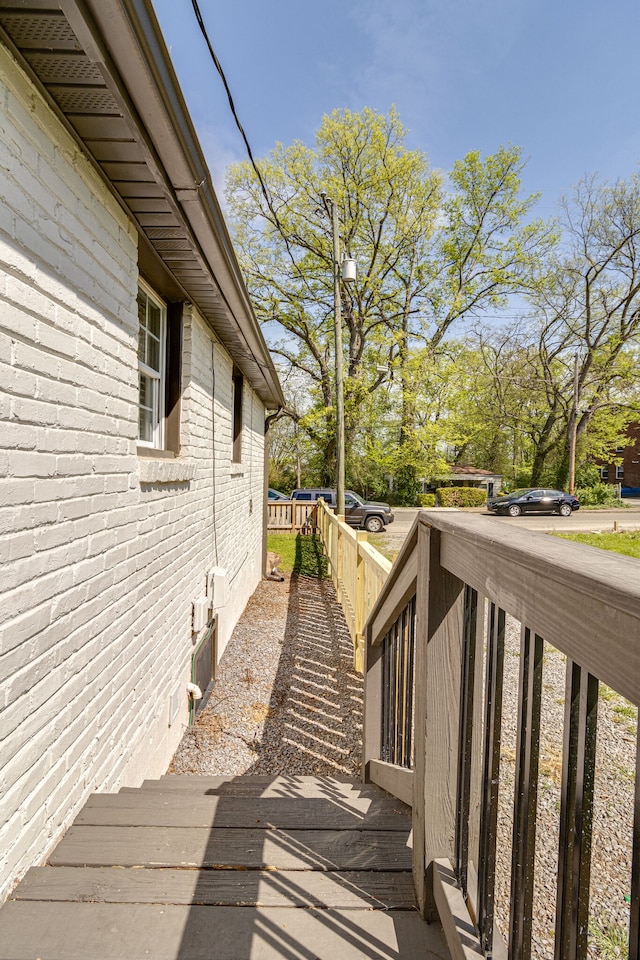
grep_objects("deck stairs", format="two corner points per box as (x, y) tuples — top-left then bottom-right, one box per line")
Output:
(0, 775), (449, 959)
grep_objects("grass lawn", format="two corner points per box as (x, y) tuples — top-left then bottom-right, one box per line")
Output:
(555, 529), (640, 559)
(267, 533), (329, 577)
(366, 533), (399, 563)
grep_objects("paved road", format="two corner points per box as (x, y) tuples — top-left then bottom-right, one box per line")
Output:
(387, 504), (640, 537)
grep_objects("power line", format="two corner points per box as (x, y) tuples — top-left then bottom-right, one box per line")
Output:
(189, 0), (303, 267)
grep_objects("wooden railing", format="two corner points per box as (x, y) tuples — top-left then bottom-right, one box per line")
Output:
(267, 499), (317, 533)
(363, 509), (640, 960)
(316, 499), (392, 671)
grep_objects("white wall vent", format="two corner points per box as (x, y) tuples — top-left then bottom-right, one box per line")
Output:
(207, 567), (228, 608)
(192, 596), (210, 633)
(169, 685), (181, 727)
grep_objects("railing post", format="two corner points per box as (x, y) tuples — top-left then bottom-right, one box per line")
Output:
(363, 627), (383, 783)
(354, 531), (367, 672)
(413, 519), (465, 920)
(335, 515), (345, 600)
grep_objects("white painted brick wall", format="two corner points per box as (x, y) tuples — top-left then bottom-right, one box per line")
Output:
(0, 45), (267, 902)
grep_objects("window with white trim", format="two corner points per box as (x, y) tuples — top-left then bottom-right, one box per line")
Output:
(600, 466), (609, 480)
(616, 465), (624, 480)
(137, 284), (166, 448)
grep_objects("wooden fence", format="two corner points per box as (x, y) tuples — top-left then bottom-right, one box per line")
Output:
(266, 499), (317, 533)
(316, 499), (392, 672)
(363, 509), (640, 960)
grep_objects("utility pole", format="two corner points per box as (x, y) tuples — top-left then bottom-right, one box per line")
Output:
(330, 198), (346, 516)
(320, 193), (355, 517)
(568, 352), (579, 494)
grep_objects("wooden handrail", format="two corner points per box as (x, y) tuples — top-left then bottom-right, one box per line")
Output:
(363, 509), (640, 959)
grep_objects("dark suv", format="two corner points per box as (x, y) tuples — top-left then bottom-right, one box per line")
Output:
(290, 488), (394, 533)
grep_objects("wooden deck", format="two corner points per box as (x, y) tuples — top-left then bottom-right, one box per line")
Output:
(0, 775), (449, 959)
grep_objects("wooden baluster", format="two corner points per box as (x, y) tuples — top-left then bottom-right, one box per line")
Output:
(555, 662), (598, 960)
(477, 602), (506, 954)
(394, 616), (402, 765)
(402, 599), (416, 768)
(381, 628), (390, 763)
(510, 626), (544, 960)
(630, 735), (640, 960)
(455, 585), (478, 901)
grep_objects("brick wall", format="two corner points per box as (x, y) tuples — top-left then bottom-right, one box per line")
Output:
(0, 43), (266, 902)
(599, 422), (640, 488)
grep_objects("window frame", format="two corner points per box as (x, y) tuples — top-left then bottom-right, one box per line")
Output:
(137, 281), (167, 451)
(615, 464), (624, 480)
(231, 367), (243, 463)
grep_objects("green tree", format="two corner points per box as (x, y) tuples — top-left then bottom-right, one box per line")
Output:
(227, 109), (551, 488)
(526, 174), (640, 485)
(227, 107), (442, 484)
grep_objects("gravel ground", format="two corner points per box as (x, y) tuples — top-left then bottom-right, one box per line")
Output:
(169, 565), (635, 957)
(169, 570), (363, 778)
(496, 618), (636, 958)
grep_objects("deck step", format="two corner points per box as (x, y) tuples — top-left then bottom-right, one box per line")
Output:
(141, 774), (385, 798)
(79, 792), (410, 830)
(0, 902), (448, 960)
(0, 775), (448, 960)
(49, 825), (413, 870)
(13, 865), (417, 908)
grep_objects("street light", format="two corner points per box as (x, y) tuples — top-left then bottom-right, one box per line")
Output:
(320, 193), (356, 517)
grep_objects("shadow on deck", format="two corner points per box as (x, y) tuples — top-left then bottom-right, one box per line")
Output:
(0, 537), (450, 958)
(0, 775), (448, 959)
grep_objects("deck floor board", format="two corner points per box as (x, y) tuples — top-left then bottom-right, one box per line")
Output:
(14, 866), (417, 908)
(76, 794), (411, 830)
(0, 902), (449, 959)
(49, 825), (413, 870)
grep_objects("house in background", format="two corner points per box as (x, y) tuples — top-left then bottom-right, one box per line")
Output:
(422, 465), (503, 499)
(0, 0), (283, 902)
(598, 422), (640, 491)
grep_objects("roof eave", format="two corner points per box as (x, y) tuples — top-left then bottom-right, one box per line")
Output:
(0, 0), (283, 409)
(81, 0), (284, 409)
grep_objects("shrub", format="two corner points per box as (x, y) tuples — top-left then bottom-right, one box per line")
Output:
(417, 493), (436, 508)
(574, 482), (619, 507)
(393, 465), (420, 505)
(508, 469), (532, 491)
(436, 486), (487, 507)
(575, 463), (601, 489)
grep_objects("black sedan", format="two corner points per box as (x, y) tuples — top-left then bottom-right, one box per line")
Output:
(487, 488), (580, 518)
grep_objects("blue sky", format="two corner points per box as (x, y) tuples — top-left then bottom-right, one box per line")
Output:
(151, 0), (640, 214)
